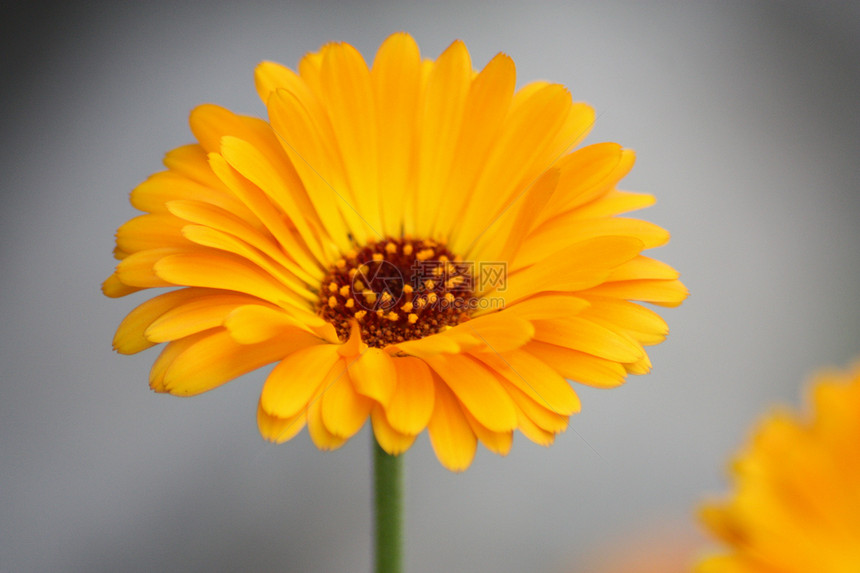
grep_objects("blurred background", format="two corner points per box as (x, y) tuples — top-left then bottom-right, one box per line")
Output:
(2, 1), (859, 571)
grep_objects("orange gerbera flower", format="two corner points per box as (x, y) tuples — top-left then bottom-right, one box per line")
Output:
(104, 32), (686, 471)
(697, 361), (860, 571)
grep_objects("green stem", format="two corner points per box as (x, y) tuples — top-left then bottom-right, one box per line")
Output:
(373, 440), (403, 573)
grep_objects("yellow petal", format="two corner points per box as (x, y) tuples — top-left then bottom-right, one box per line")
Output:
(424, 354), (517, 432)
(562, 188), (655, 220)
(349, 347), (397, 405)
(501, 236), (644, 303)
(451, 83), (577, 254)
(130, 169), (255, 221)
(321, 359), (373, 438)
(266, 88), (359, 250)
(189, 104), (298, 186)
(385, 357), (435, 435)
(581, 298), (669, 346)
(372, 404), (416, 455)
(516, 218), (669, 268)
(259, 343), (342, 418)
(146, 293), (265, 343)
(542, 143), (636, 219)
(153, 251), (300, 308)
(116, 247), (184, 288)
(224, 304), (317, 344)
(257, 399), (306, 444)
(500, 378), (570, 434)
(208, 150), (327, 272)
(255, 60), (305, 105)
(523, 341), (627, 388)
(372, 32), (422, 236)
(494, 294), (590, 321)
(162, 144), (228, 190)
(150, 332), (206, 393)
(161, 329), (315, 396)
(604, 255), (680, 282)
(472, 349), (581, 415)
(580, 278), (689, 307)
(433, 51), (516, 239)
(319, 42), (383, 235)
(393, 333), (460, 358)
(166, 199), (319, 285)
(427, 379), (477, 472)
(308, 387), (347, 451)
(115, 213), (188, 255)
(218, 135), (325, 264)
(475, 167), (558, 264)
(113, 288), (213, 354)
(180, 224), (316, 301)
(440, 313), (534, 353)
(461, 407), (513, 456)
(533, 316), (645, 363)
(514, 400), (556, 447)
(101, 273), (142, 298)
(624, 353), (652, 375)
(413, 40), (473, 237)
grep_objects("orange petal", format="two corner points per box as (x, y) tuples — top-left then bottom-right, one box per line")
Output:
(146, 294), (265, 343)
(349, 347), (397, 405)
(461, 407), (513, 456)
(523, 341), (627, 388)
(257, 399), (307, 444)
(321, 359), (373, 439)
(424, 354), (517, 432)
(427, 379), (477, 472)
(385, 357), (435, 435)
(371, 404), (416, 455)
(259, 343), (343, 418)
(113, 288), (213, 354)
(533, 316), (645, 363)
(161, 329), (317, 397)
(472, 349), (581, 416)
(308, 387), (347, 451)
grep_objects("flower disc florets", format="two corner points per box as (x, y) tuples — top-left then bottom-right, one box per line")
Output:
(317, 238), (474, 347)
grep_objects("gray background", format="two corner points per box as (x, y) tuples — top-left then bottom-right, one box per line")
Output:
(2, 1), (859, 572)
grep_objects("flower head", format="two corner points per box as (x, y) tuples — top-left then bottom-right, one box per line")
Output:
(697, 361), (860, 571)
(104, 33), (686, 471)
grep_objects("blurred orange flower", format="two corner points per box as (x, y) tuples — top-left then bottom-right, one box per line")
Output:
(698, 361), (860, 571)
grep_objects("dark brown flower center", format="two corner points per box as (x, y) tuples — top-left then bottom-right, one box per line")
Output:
(317, 238), (474, 348)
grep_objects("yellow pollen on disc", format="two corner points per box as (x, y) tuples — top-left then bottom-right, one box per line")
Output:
(315, 237), (475, 348)
(416, 248), (435, 261)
